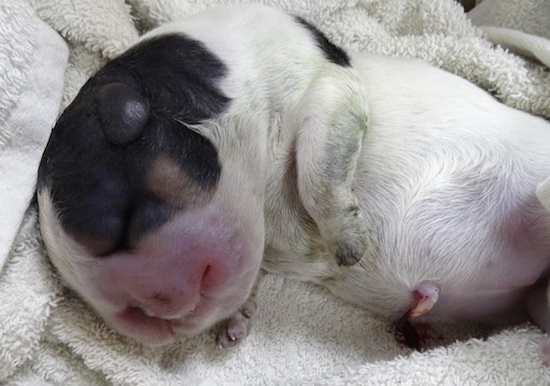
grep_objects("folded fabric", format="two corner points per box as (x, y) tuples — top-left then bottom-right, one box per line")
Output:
(0, 1), (67, 272)
(469, 0), (550, 67)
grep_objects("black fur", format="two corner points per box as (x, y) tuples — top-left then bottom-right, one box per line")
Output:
(97, 83), (150, 145)
(295, 17), (350, 67)
(38, 34), (229, 253)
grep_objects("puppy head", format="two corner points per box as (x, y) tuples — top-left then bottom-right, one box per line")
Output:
(37, 34), (265, 345)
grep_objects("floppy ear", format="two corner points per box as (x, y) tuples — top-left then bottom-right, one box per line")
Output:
(97, 82), (150, 145)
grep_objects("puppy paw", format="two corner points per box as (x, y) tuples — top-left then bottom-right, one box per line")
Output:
(216, 296), (258, 349)
(334, 236), (367, 266)
(330, 205), (368, 266)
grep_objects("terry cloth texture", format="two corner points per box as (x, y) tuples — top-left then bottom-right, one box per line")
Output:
(1, 0), (549, 384)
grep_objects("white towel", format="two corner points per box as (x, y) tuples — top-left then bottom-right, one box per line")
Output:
(469, 0), (550, 67)
(0, 0), (67, 271)
(2, 0), (550, 384)
(0, 0), (67, 380)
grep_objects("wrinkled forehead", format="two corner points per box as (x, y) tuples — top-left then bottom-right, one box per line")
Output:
(37, 33), (231, 254)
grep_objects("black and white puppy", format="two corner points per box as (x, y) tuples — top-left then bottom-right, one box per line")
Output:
(38, 4), (368, 348)
(37, 4), (550, 363)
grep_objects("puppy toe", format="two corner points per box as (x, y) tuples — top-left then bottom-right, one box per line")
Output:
(216, 299), (257, 349)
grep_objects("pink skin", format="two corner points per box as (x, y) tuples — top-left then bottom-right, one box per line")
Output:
(409, 282), (439, 318)
(392, 282), (440, 350)
(427, 201), (550, 322)
(81, 208), (262, 345)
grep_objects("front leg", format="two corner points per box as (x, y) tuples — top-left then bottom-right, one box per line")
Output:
(216, 270), (265, 349)
(296, 67), (369, 266)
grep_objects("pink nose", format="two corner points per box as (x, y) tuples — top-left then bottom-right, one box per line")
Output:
(128, 260), (218, 319)
(102, 209), (243, 320)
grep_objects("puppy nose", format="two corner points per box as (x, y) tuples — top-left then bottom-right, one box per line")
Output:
(128, 261), (220, 319)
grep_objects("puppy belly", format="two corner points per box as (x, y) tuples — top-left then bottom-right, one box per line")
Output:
(427, 287), (530, 323)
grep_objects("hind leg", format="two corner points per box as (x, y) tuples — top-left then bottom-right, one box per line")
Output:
(526, 278), (550, 365)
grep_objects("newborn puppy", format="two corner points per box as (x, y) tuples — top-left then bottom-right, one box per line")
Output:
(37, 4), (368, 347)
(37, 4), (550, 364)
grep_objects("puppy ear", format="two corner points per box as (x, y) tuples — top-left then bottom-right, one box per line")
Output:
(97, 82), (150, 145)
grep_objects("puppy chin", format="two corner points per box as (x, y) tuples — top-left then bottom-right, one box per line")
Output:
(100, 302), (225, 346)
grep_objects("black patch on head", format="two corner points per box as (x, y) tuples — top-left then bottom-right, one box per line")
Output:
(38, 34), (228, 254)
(295, 17), (350, 67)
